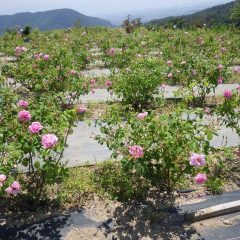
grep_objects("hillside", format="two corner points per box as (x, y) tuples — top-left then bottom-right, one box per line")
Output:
(0, 9), (113, 35)
(148, 1), (235, 27)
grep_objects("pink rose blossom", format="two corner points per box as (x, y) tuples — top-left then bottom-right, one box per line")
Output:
(217, 76), (223, 84)
(5, 181), (21, 196)
(77, 105), (87, 114)
(217, 64), (224, 71)
(221, 47), (226, 53)
(43, 54), (50, 61)
(15, 46), (22, 55)
(105, 80), (112, 87)
(167, 72), (173, 79)
(108, 48), (116, 56)
(189, 153), (206, 167)
(223, 89), (232, 99)
(167, 60), (173, 67)
(17, 100), (28, 108)
(21, 47), (27, 52)
(69, 70), (77, 75)
(41, 134), (58, 149)
(18, 110), (31, 122)
(90, 79), (96, 85)
(0, 174), (6, 187)
(129, 145), (144, 159)
(29, 122), (43, 134)
(161, 84), (167, 90)
(195, 173), (207, 185)
(137, 112), (148, 120)
(233, 66), (240, 74)
(15, 46), (27, 55)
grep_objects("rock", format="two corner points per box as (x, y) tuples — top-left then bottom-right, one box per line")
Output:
(223, 220), (233, 225)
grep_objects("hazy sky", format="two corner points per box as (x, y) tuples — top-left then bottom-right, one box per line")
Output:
(0, 0), (233, 16)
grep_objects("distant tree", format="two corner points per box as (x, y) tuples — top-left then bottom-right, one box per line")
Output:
(231, 0), (240, 27)
(122, 15), (142, 33)
(22, 26), (31, 36)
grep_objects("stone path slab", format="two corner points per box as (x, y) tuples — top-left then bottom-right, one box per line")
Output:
(61, 119), (240, 168)
(79, 84), (239, 103)
(62, 121), (112, 167)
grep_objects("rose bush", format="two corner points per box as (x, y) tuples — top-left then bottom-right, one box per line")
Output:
(96, 106), (215, 193)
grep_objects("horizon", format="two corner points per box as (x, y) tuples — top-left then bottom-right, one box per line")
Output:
(0, 0), (234, 24)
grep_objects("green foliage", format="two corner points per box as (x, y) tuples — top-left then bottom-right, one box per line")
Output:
(92, 161), (149, 201)
(22, 26), (31, 36)
(96, 108), (216, 193)
(231, 0), (240, 27)
(148, 1), (235, 28)
(113, 59), (164, 111)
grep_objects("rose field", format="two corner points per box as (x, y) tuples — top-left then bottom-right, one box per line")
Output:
(0, 25), (240, 239)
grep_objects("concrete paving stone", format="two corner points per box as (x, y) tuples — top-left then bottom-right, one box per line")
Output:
(0, 56), (16, 63)
(81, 68), (113, 78)
(62, 121), (112, 167)
(80, 89), (119, 103)
(61, 119), (240, 168)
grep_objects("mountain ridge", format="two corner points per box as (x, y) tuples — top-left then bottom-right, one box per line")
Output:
(0, 8), (113, 35)
(147, 1), (235, 27)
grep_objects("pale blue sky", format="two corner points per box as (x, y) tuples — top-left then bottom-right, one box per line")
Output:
(0, 0), (232, 16)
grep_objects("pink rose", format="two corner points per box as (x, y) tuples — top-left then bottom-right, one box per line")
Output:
(41, 134), (58, 149)
(21, 47), (27, 52)
(167, 60), (173, 67)
(17, 100), (28, 108)
(233, 66), (240, 74)
(15, 46), (22, 55)
(108, 48), (116, 56)
(217, 76), (223, 84)
(5, 181), (21, 196)
(221, 47), (226, 53)
(223, 89), (232, 99)
(90, 79), (96, 85)
(189, 153), (206, 167)
(195, 173), (207, 185)
(18, 110), (31, 122)
(161, 84), (167, 89)
(105, 80), (112, 87)
(69, 70), (77, 75)
(29, 122), (43, 134)
(129, 145), (144, 159)
(0, 174), (6, 187)
(77, 105), (87, 114)
(43, 54), (50, 61)
(137, 112), (148, 120)
(167, 72), (173, 79)
(217, 64), (224, 71)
